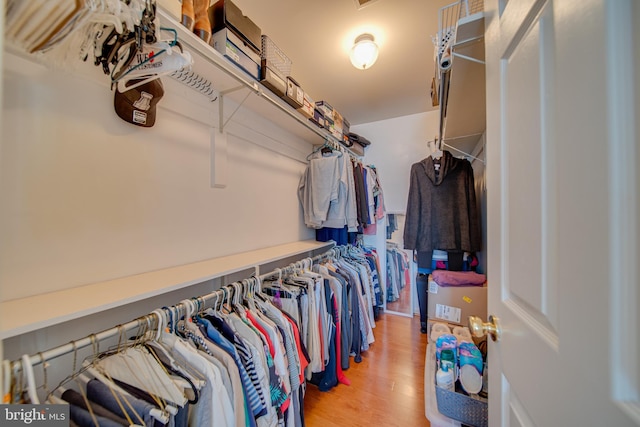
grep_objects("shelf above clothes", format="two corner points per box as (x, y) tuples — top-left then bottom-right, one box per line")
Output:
(0, 240), (334, 340)
(434, 0), (486, 156)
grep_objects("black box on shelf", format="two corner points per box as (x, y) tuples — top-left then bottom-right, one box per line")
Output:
(260, 63), (287, 97)
(209, 0), (261, 55)
(310, 108), (325, 128)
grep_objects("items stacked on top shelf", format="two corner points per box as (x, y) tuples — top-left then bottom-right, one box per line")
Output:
(5, 0), (354, 147)
(179, 0), (355, 148)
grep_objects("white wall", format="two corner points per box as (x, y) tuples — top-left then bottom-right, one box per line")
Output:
(352, 111), (439, 213)
(354, 111), (440, 315)
(1, 53), (314, 302)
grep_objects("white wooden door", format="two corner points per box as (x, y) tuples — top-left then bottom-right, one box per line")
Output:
(484, 0), (639, 425)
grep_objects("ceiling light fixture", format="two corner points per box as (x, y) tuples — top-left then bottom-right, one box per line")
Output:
(350, 33), (379, 70)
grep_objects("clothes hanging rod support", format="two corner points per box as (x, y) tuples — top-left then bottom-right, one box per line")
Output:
(452, 52), (485, 65)
(222, 90), (253, 131)
(442, 141), (485, 164)
(220, 84), (250, 96)
(453, 35), (484, 49)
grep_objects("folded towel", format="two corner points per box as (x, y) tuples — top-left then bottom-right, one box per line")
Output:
(432, 270), (486, 287)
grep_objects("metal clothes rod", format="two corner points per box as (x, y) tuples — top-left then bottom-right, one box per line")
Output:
(9, 244), (338, 375)
(258, 247), (339, 281)
(442, 141), (485, 164)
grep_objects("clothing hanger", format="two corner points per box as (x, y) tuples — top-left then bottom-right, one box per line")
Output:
(112, 28), (193, 92)
(306, 138), (342, 161)
(152, 305), (206, 389)
(77, 367), (148, 426)
(20, 355), (39, 404)
(91, 322), (187, 410)
(428, 138), (443, 159)
(2, 360), (12, 403)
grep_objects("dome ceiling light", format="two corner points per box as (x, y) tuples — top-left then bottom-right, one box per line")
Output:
(350, 33), (379, 70)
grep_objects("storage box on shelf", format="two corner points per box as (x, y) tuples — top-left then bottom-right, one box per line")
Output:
(283, 77), (304, 109)
(348, 141), (364, 156)
(310, 108), (325, 129)
(316, 100), (333, 118)
(260, 35), (292, 97)
(157, 7), (337, 148)
(209, 0), (262, 54)
(323, 115), (335, 134)
(260, 66), (287, 96)
(342, 118), (351, 143)
(298, 92), (315, 119)
(211, 28), (261, 80)
(261, 35), (292, 79)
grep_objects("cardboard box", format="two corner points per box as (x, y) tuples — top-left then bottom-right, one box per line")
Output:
(212, 27), (260, 64)
(428, 279), (487, 326)
(315, 100), (333, 118)
(298, 92), (315, 119)
(209, 0), (262, 54)
(310, 108), (325, 128)
(283, 77), (304, 108)
(211, 29), (260, 80)
(333, 110), (344, 132)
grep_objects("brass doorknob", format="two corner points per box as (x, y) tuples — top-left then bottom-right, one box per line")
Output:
(468, 315), (502, 341)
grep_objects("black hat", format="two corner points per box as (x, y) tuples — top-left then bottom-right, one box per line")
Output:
(114, 78), (164, 127)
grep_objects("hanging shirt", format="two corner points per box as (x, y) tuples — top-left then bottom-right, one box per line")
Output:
(403, 151), (482, 252)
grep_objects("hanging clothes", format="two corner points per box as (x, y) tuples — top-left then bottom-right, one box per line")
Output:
(297, 150), (358, 232)
(9, 248), (380, 427)
(403, 150), (482, 255)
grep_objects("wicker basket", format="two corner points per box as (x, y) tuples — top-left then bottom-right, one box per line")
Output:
(435, 385), (488, 427)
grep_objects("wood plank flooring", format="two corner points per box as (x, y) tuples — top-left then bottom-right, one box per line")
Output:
(303, 313), (430, 427)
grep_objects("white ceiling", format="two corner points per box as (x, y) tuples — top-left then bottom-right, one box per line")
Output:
(231, 0), (455, 126)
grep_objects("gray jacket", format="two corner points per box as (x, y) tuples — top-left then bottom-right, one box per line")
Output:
(403, 151), (481, 252)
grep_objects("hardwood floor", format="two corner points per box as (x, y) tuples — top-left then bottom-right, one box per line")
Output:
(303, 313), (430, 427)
(385, 278), (413, 314)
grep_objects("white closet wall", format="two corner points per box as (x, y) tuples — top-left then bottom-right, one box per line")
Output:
(1, 54), (314, 302)
(353, 110), (440, 213)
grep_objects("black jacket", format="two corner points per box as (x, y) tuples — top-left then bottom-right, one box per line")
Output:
(403, 151), (481, 252)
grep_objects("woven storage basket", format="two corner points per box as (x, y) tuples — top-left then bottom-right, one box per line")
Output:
(435, 386), (488, 427)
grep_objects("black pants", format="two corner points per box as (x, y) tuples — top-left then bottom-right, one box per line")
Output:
(416, 273), (429, 327)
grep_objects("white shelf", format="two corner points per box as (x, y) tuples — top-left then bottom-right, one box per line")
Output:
(442, 12), (486, 154)
(0, 240), (333, 340)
